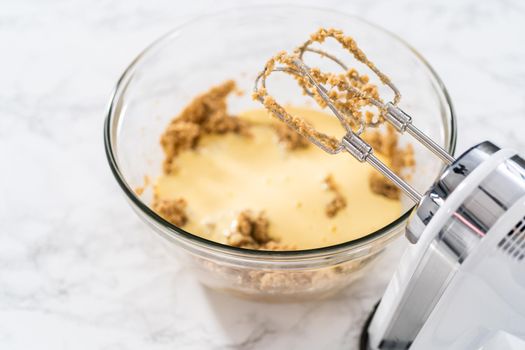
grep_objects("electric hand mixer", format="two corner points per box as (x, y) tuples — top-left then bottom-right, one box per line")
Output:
(254, 28), (525, 350)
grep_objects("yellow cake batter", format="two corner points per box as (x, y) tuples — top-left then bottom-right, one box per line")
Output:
(153, 106), (402, 250)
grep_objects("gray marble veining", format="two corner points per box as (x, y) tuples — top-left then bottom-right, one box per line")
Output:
(1, 0), (524, 349)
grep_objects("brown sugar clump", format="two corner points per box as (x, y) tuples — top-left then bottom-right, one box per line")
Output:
(152, 196), (188, 227)
(201, 110), (248, 135)
(273, 123), (310, 150)
(177, 80), (235, 124)
(227, 210), (271, 249)
(227, 210), (291, 250)
(326, 196), (347, 218)
(369, 172), (400, 200)
(324, 174), (347, 217)
(161, 122), (201, 174)
(160, 80), (250, 174)
(361, 123), (416, 199)
(391, 143), (416, 173)
(363, 124), (398, 158)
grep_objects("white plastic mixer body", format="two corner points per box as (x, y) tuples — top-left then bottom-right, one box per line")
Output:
(366, 142), (525, 350)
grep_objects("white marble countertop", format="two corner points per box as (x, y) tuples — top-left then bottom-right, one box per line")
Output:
(1, 0), (524, 349)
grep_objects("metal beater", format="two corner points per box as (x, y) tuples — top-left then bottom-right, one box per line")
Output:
(253, 28), (454, 203)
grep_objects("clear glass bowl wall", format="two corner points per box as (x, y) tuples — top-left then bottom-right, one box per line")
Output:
(105, 6), (456, 301)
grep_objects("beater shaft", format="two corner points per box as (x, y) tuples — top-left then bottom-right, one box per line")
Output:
(342, 133), (423, 203)
(386, 103), (454, 165)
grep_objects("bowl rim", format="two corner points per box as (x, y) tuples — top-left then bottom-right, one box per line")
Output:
(104, 4), (457, 259)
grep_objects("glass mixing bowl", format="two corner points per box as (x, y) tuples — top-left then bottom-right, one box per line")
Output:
(104, 6), (456, 301)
